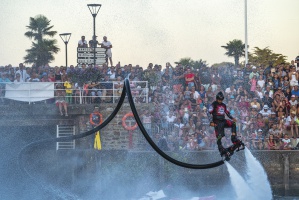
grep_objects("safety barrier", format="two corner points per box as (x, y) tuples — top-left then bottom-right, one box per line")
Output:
(2, 81), (148, 104)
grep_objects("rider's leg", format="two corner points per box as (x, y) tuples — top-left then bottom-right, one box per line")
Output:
(215, 122), (226, 155)
(224, 119), (241, 145)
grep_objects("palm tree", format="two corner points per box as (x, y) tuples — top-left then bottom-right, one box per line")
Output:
(176, 57), (194, 69)
(24, 15), (59, 67)
(221, 39), (245, 67)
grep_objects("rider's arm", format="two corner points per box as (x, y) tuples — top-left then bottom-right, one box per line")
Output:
(208, 103), (215, 126)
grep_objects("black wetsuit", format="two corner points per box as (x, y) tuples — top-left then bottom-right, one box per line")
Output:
(208, 101), (237, 148)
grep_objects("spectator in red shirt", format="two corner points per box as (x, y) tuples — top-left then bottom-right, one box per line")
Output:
(184, 68), (195, 89)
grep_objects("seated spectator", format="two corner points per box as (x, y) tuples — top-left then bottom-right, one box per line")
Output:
(267, 134), (278, 150)
(285, 111), (298, 138)
(0, 73), (11, 102)
(289, 95), (298, 107)
(262, 92), (273, 108)
(291, 83), (299, 98)
(281, 134), (292, 150)
(251, 129), (264, 150)
(254, 85), (264, 99)
(274, 87), (285, 99)
(225, 85), (236, 99)
(256, 113), (265, 129)
(55, 84), (68, 116)
(259, 105), (271, 119)
(250, 97), (261, 110)
(113, 76), (123, 99)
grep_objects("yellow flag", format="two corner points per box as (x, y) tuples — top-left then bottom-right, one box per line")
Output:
(94, 131), (102, 150)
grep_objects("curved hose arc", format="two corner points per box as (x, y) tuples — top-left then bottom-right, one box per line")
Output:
(124, 78), (224, 169)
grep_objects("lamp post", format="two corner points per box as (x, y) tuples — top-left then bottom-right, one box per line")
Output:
(87, 4), (102, 67)
(244, 0), (248, 65)
(59, 33), (72, 68)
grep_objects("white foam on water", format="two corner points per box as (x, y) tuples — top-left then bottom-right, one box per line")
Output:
(225, 162), (256, 200)
(244, 147), (273, 200)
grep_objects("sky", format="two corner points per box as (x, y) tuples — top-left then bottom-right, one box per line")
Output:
(0, 0), (298, 68)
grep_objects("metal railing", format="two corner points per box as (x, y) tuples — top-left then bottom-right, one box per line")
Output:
(1, 81), (148, 104)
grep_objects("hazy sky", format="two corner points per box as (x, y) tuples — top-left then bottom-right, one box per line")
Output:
(0, 0), (298, 67)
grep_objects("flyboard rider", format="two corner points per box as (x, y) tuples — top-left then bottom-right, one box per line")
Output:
(208, 91), (244, 158)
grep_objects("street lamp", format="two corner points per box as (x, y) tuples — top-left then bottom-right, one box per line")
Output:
(244, 0), (248, 65)
(87, 4), (102, 67)
(59, 33), (72, 68)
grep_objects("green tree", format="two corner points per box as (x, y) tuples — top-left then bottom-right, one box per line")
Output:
(24, 15), (59, 67)
(211, 62), (234, 68)
(176, 57), (207, 70)
(221, 39), (245, 67)
(248, 47), (288, 68)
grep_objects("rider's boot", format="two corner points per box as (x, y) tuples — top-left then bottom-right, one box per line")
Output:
(218, 144), (228, 157)
(231, 133), (245, 151)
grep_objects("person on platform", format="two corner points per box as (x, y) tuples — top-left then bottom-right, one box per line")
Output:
(101, 36), (113, 67)
(78, 36), (88, 48)
(208, 91), (243, 157)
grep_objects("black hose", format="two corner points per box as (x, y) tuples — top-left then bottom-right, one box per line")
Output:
(124, 78), (224, 169)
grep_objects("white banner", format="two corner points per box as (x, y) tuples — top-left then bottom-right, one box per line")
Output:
(5, 82), (55, 102)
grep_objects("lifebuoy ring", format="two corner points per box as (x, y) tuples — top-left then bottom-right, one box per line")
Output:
(122, 112), (138, 131)
(89, 112), (103, 126)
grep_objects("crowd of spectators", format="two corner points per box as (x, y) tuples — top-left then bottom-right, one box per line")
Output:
(1, 58), (299, 151)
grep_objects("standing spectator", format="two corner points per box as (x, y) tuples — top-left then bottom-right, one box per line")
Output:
(211, 68), (221, 92)
(101, 36), (113, 67)
(64, 77), (73, 104)
(89, 35), (100, 48)
(14, 73), (23, 83)
(184, 68), (195, 89)
(234, 70), (245, 88)
(141, 110), (153, 136)
(249, 75), (257, 93)
(15, 63), (27, 82)
(172, 66), (184, 93)
(78, 36), (88, 48)
(257, 72), (265, 89)
(289, 67), (298, 87)
(0, 73), (11, 102)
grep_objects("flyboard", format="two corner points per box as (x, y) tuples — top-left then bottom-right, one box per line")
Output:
(221, 142), (245, 161)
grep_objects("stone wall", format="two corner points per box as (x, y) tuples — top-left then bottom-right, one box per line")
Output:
(76, 103), (150, 150)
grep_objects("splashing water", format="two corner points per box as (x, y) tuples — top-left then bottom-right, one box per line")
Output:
(225, 162), (255, 200)
(244, 148), (273, 200)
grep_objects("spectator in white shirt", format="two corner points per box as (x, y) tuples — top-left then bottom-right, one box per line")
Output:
(14, 73), (23, 83)
(15, 63), (27, 82)
(78, 36), (88, 47)
(101, 36), (113, 67)
(259, 105), (271, 118)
